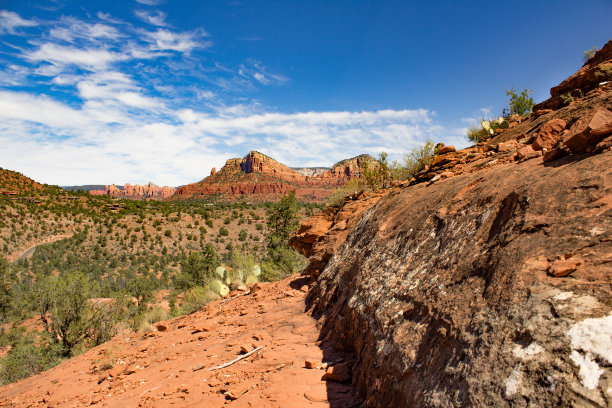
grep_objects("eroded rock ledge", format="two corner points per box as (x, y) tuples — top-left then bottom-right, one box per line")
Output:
(291, 43), (612, 407)
(303, 150), (610, 407)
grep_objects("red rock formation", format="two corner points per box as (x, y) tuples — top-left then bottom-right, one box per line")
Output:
(90, 183), (176, 200)
(289, 49), (612, 407)
(170, 151), (375, 203)
(534, 39), (612, 111)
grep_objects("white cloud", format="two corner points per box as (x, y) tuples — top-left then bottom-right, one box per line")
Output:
(135, 10), (168, 26)
(48, 19), (120, 43)
(0, 88), (462, 185)
(0, 9), (468, 187)
(135, 0), (164, 5)
(0, 10), (37, 34)
(239, 59), (288, 86)
(25, 43), (127, 71)
(144, 28), (208, 52)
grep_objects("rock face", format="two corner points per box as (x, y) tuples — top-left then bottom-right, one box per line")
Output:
(90, 183), (176, 200)
(534, 40), (612, 111)
(290, 191), (385, 279)
(298, 150), (611, 407)
(291, 50), (612, 407)
(291, 167), (331, 177)
(170, 151), (375, 203)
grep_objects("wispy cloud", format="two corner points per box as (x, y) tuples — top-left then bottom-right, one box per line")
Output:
(0, 87), (460, 185)
(239, 59), (288, 86)
(26, 43), (128, 72)
(0, 9), (466, 186)
(135, 0), (164, 5)
(144, 28), (209, 52)
(134, 9), (168, 27)
(0, 10), (37, 34)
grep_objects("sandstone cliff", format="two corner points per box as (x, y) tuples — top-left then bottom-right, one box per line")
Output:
(291, 44), (612, 407)
(90, 182), (176, 200)
(170, 151), (375, 203)
(534, 39), (612, 112)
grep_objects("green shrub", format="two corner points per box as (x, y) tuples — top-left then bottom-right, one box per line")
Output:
(326, 178), (365, 207)
(164, 229), (172, 237)
(560, 92), (574, 105)
(0, 256), (13, 324)
(219, 227), (229, 236)
(174, 244), (220, 290)
(0, 329), (61, 385)
(504, 88), (534, 117)
(390, 140), (439, 180)
(260, 248), (301, 282)
(466, 124), (491, 143)
(33, 271), (118, 357)
(362, 152), (390, 190)
(583, 46), (598, 62)
(180, 286), (218, 314)
(142, 306), (167, 328)
(126, 275), (155, 308)
(238, 229), (247, 241)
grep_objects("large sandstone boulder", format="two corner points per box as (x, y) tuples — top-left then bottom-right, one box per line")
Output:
(564, 108), (612, 153)
(532, 118), (566, 151)
(305, 151), (611, 407)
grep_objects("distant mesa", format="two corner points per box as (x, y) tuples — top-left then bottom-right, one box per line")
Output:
(170, 150), (374, 203)
(87, 182), (176, 201)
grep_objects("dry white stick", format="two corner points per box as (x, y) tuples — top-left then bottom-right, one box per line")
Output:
(217, 290), (251, 307)
(207, 346), (264, 371)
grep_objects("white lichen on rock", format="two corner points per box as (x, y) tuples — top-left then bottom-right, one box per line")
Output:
(513, 343), (543, 361)
(504, 365), (523, 399)
(567, 314), (612, 390)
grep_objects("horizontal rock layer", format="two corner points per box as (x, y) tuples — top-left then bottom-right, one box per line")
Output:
(170, 151), (375, 203)
(90, 183), (176, 200)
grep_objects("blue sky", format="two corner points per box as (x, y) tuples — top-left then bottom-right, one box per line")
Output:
(0, 0), (610, 186)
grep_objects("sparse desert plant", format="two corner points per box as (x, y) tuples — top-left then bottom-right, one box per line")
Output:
(180, 286), (219, 314)
(390, 140), (440, 180)
(583, 46), (598, 62)
(504, 88), (534, 118)
(560, 92), (574, 105)
(595, 64), (612, 81)
(174, 244), (220, 290)
(362, 152), (391, 190)
(326, 178), (365, 207)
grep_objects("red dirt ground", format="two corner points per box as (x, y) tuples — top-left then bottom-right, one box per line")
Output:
(0, 276), (360, 408)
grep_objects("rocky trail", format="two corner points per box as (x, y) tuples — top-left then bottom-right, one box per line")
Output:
(0, 277), (360, 408)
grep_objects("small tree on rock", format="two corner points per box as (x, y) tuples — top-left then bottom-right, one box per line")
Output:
(504, 88), (534, 118)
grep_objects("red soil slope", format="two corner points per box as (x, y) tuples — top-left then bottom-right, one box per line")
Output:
(0, 277), (359, 408)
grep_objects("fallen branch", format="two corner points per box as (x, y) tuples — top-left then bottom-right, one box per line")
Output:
(217, 290), (251, 307)
(207, 346), (264, 371)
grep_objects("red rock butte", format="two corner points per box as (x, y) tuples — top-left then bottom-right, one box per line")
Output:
(170, 151), (376, 202)
(90, 182), (176, 200)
